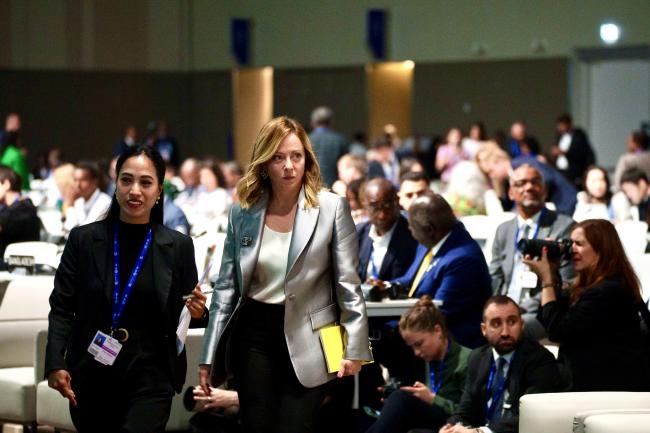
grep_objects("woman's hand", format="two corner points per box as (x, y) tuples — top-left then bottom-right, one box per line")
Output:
(400, 381), (436, 405)
(186, 284), (207, 320)
(522, 246), (557, 285)
(337, 359), (362, 378)
(198, 364), (212, 396)
(47, 369), (77, 407)
(193, 386), (239, 410)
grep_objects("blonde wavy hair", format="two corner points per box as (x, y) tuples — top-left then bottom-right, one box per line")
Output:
(236, 116), (323, 209)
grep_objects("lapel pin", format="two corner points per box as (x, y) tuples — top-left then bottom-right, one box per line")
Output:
(241, 236), (252, 246)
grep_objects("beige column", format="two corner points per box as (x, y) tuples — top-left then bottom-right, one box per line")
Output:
(366, 61), (414, 141)
(232, 67), (274, 168)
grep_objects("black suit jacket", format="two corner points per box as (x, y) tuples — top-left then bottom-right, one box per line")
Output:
(449, 338), (561, 433)
(356, 215), (418, 282)
(45, 220), (205, 393)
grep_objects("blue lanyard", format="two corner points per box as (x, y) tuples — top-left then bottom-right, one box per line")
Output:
(485, 352), (515, 421)
(369, 249), (379, 279)
(429, 339), (451, 394)
(513, 208), (545, 250)
(112, 223), (153, 332)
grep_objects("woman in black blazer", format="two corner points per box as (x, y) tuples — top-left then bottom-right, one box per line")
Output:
(525, 218), (649, 391)
(45, 146), (208, 433)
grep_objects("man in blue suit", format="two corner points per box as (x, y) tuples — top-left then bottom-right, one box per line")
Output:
(377, 192), (492, 348)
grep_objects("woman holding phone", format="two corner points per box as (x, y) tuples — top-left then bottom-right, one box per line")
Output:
(45, 146), (208, 433)
(199, 116), (372, 433)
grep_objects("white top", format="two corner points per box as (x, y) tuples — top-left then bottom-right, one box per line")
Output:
(248, 225), (293, 304)
(63, 188), (112, 232)
(365, 221), (397, 279)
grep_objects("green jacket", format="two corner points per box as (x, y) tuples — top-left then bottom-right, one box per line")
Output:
(0, 145), (30, 190)
(425, 338), (472, 415)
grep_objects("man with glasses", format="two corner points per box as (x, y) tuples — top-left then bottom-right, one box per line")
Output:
(359, 178), (418, 286)
(489, 164), (574, 340)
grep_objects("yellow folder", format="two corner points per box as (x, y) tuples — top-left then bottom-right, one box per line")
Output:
(319, 324), (373, 373)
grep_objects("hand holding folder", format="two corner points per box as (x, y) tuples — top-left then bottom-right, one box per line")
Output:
(319, 324), (372, 374)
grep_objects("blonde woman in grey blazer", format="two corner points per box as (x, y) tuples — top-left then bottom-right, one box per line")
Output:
(199, 116), (372, 433)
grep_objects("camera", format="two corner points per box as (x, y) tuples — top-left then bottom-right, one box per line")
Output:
(517, 238), (572, 261)
(382, 378), (402, 398)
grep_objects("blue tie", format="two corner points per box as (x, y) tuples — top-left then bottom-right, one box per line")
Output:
(488, 357), (508, 426)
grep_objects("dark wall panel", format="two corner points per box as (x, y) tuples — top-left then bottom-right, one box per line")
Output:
(413, 58), (568, 147)
(274, 66), (367, 140)
(189, 71), (232, 159)
(0, 70), (231, 167)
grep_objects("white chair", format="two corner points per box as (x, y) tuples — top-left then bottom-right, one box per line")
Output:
(461, 213), (515, 263)
(616, 221), (648, 257)
(0, 277), (54, 431)
(518, 392), (650, 433)
(37, 210), (65, 239)
(4, 241), (60, 273)
(574, 409), (650, 433)
(166, 328), (205, 431)
(628, 253), (650, 303)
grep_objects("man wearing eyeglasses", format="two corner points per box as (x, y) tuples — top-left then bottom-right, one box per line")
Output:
(489, 164), (574, 340)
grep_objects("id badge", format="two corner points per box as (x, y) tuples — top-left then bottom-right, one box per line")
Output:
(87, 330), (122, 366)
(519, 271), (538, 289)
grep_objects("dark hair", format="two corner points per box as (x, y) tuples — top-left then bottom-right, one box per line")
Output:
(399, 157), (424, 176)
(571, 219), (642, 304)
(105, 145), (165, 224)
(371, 136), (392, 150)
(400, 170), (430, 185)
(582, 165), (612, 203)
(201, 160), (226, 189)
(631, 131), (650, 151)
(399, 295), (447, 334)
(409, 191), (456, 236)
(346, 178), (366, 204)
(556, 113), (573, 125)
(75, 160), (100, 180)
(482, 295), (521, 320)
(0, 165), (21, 192)
(470, 121), (487, 141)
(620, 167), (649, 185)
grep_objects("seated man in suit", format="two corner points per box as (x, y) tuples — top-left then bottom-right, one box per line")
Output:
(439, 295), (562, 433)
(374, 192), (492, 349)
(489, 164), (574, 340)
(359, 178), (419, 287)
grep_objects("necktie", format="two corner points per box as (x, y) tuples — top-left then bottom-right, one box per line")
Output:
(488, 357), (508, 426)
(408, 249), (434, 297)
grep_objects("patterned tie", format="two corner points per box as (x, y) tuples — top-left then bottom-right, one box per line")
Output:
(408, 249), (434, 297)
(488, 357), (508, 426)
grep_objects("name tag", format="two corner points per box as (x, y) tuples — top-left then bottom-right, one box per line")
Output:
(87, 330), (122, 366)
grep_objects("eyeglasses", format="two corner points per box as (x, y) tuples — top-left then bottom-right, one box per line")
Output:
(512, 178), (543, 188)
(366, 201), (397, 213)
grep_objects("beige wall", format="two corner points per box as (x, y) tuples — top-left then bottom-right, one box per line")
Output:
(1, 0), (649, 71)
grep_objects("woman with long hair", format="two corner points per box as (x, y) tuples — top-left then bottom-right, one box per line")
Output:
(524, 219), (649, 391)
(199, 116), (372, 433)
(46, 145), (208, 432)
(367, 295), (471, 433)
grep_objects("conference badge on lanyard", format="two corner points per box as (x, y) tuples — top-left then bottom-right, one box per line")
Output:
(87, 224), (153, 366)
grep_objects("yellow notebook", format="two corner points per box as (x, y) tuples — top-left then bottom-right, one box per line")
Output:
(318, 324), (373, 373)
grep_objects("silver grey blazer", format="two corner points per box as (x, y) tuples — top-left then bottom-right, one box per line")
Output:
(200, 189), (372, 388)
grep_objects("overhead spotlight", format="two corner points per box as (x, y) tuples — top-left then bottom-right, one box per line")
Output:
(599, 23), (620, 45)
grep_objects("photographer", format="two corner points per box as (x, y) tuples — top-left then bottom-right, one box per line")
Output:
(523, 219), (650, 391)
(366, 296), (471, 433)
